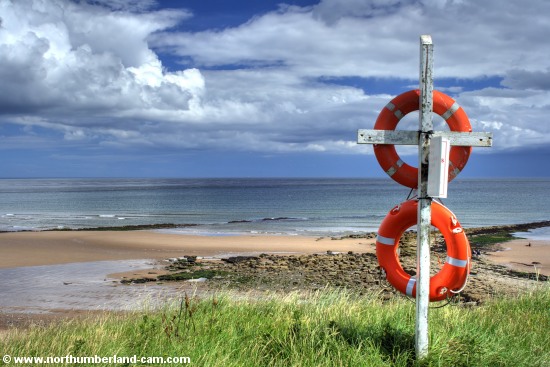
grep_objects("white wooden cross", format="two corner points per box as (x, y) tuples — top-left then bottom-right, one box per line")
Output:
(357, 35), (492, 359)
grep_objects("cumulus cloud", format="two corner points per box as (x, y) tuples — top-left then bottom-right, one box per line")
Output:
(459, 88), (550, 149)
(0, 0), (199, 123)
(150, 0), (550, 152)
(1, 0), (550, 158)
(153, 0), (550, 80)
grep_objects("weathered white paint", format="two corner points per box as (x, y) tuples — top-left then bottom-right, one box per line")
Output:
(357, 130), (492, 147)
(416, 34), (433, 360)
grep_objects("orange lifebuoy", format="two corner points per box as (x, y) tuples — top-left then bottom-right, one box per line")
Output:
(376, 199), (471, 302)
(373, 89), (472, 189)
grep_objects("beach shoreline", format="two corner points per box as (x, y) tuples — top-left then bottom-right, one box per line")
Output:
(0, 230), (374, 269)
(485, 238), (549, 277)
(1, 227), (549, 275)
(0, 227), (548, 330)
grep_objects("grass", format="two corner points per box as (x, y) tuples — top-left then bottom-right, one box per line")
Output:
(2, 287), (549, 367)
(469, 231), (517, 246)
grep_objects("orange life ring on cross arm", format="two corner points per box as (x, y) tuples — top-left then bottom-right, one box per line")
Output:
(373, 89), (472, 189)
(376, 199), (471, 302)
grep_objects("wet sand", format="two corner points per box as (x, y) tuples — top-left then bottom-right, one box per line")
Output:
(0, 230), (374, 269)
(0, 230), (548, 328)
(1, 230), (548, 275)
(0, 260), (173, 313)
(485, 238), (550, 276)
(0, 230), (374, 326)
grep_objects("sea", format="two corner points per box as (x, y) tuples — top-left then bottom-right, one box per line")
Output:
(1, 177), (549, 238)
(1, 177), (549, 313)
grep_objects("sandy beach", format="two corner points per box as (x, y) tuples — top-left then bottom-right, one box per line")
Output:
(485, 238), (549, 276)
(0, 228), (548, 330)
(0, 230), (374, 269)
(1, 230), (548, 276)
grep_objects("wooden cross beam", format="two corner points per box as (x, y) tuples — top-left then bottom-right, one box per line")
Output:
(357, 130), (492, 147)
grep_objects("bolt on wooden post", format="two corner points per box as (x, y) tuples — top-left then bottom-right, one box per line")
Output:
(357, 35), (492, 360)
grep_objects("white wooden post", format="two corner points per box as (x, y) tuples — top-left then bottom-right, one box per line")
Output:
(415, 34), (433, 359)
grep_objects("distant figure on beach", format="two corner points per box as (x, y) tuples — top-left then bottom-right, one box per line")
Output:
(527, 242), (531, 247)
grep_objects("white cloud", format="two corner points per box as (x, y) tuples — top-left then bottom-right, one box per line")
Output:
(0, 0), (199, 116)
(153, 0), (550, 80)
(501, 68), (550, 91)
(459, 88), (550, 149)
(1, 0), (550, 158)
(87, 0), (158, 12)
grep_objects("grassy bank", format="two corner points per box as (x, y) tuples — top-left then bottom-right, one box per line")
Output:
(2, 287), (549, 367)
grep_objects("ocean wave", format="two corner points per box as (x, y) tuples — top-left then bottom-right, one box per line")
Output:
(227, 217), (307, 225)
(260, 216), (303, 222)
(514, 226), (550, 241)
(0, 225), (36, 232)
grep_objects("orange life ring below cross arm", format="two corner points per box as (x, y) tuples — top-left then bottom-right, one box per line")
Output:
(375, 199), (471, 302)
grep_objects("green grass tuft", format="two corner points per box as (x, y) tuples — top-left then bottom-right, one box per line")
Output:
(2, 287), (549, 367)
(470, 231), (516, 246)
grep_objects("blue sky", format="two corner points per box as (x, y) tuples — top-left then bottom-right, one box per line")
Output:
(1, 0), (549, 178)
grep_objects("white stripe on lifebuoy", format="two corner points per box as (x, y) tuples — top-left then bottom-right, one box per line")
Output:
(406, 277), (416, 296)
(446, 256), (468, 268)
(442, 102), (460, 120)
(376, 235), (395, 246)
(385, 159), (404, 177)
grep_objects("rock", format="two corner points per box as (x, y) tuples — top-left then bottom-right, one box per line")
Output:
(120, 278), (155, 284)
(222, 256), (259, 264)
(151, 248), (543, 304)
